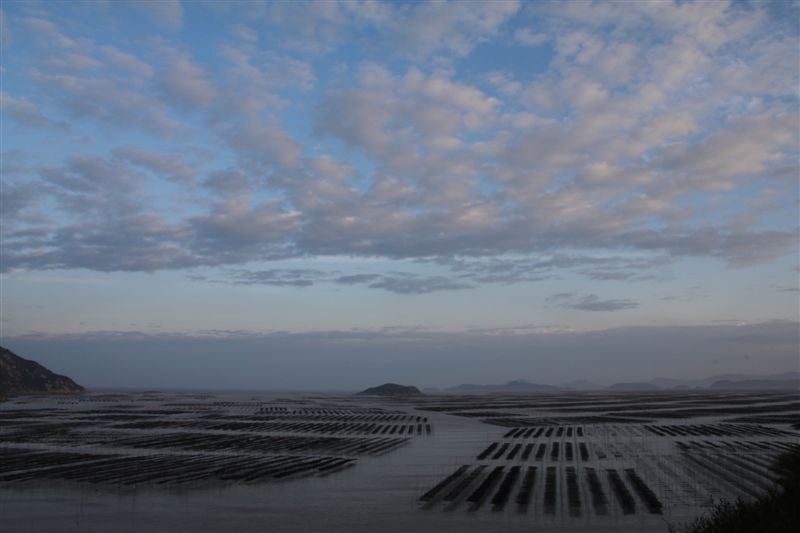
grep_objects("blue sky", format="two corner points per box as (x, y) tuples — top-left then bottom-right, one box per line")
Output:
(1, 1), (798, 388)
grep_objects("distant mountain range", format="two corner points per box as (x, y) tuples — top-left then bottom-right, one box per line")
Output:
(708, 378), (800, 390)
(650, 372), (799, 389)
(446, 380), (561, 393)
(0, 346), (85, 399)
(438, 371), (799, 393)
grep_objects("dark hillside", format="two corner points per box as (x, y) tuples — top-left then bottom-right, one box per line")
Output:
(0, 346), (85, 396)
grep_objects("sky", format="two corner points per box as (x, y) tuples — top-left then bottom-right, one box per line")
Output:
(1, 0), (798, 390)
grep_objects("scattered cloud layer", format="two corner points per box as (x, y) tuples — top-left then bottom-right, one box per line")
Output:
(192, 251), (673, 294)
(1, 1), (797, 290)
(196, 268), (474, 295)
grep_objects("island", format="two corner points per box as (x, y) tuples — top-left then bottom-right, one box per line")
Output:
(356, 383), (423, 396)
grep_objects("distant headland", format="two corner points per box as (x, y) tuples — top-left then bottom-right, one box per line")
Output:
(0, 346), (85, 399)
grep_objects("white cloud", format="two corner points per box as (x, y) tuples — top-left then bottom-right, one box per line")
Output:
(388, 0), (521, 57)
(100, 45), (154, 78)
(0, 92), (62, 129)
(230, 23), (258, 43)
(514, 27), (548, 46)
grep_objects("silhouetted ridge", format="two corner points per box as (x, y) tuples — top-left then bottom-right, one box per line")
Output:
(0, 346), (85, 397)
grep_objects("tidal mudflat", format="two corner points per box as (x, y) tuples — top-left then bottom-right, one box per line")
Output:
(1, 390), (798, 532)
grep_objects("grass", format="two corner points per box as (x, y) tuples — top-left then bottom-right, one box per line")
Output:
(669, 449), (800, 533)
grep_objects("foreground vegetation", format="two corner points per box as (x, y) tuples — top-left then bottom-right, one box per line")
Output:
(670, 449), (800, 533)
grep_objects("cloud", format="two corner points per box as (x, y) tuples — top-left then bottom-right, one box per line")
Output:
(203, 168), (253, 196)
(658, 112), (797, 184)
(218, 120), (302, 171)
(3, 214), (192, 272)
(211, 45), (314, 119)
(112, 146), (196, 185)
(3, 15), (173, 135)
(99, 45), (154, 78)
(445, 254), (670, 284)
(156, 50), (217, 111)
(40, 153), (145, 194)
(20, 15), (63, 41)
(231, 24), (258, 43)
(514, 28), (548, 46)
(0, 181), (50, 219)
(546, 293), (574, 302)
(365, 274), (473, 294)
(30, 70), (176, 135)
(386, 0), (521, 57)
(0, 92), (65, 129)
(334, 273), (382, 285)
(2, 0), (797, 283)
(548, 293), (639, 312)
(192, 253), (670, 294)
(40, 51), (101, 71)
(254, 0), (519, 58)
(188, 199), (301, 260)
(622, 227), (800, 267)
(258, 0), (355, 53)
(774, 286), (800, 293)
(205, 268), (472, 295)
(228, 268), (323, 287)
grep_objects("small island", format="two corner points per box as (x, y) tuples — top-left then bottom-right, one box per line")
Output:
(356, 383), (423, 396)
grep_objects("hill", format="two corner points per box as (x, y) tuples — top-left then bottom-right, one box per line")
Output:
(357, 383), (422, 396)
(0, 346), (85, 397)
(709, 378), (799, 390)
(672, 449), (800, 533)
